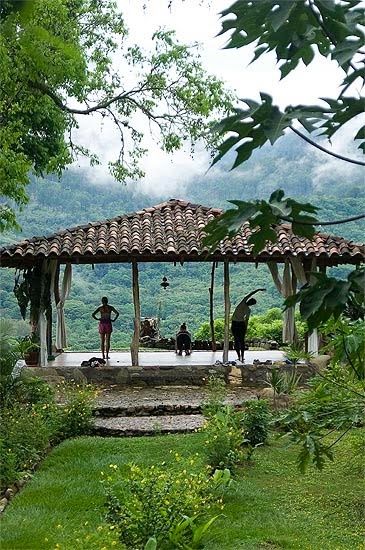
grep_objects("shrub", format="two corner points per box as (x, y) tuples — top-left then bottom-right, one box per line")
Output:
(52, 383), (96, 443)
(202, 375), (245, 471)
(202, 405), (244, 471)
(241, 400), (271, 447)
(103, 458), (227, 549)
(202, 374), (228, 415)
(16, 374), (56, 404)
(0, 403), (53, 488)
(194, 309), (307, 346)
(194, 318), (225, 341)
(0, 379), (96, 488)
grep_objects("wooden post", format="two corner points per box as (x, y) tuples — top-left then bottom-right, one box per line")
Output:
(209, 262), (217, 352)
(223, 261), (230, 363)
(131, 260), (140, 366)
(291, 268), (299, 344)
(46, 304), (52, 358)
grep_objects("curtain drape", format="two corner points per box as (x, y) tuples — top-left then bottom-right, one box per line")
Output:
(268, 261), (296, 343)
(289, 257), (319, 356)
(55, 264), (72, 350)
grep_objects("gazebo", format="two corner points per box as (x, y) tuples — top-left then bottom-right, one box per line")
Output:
(1, 199), (364, 366)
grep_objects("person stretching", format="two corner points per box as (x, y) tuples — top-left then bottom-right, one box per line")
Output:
(231, 288), (266, 362)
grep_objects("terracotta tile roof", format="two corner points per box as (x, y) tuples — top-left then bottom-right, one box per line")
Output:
(0, 199), (364, 268)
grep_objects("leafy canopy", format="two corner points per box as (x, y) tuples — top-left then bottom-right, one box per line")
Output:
(0, 0), (234, 230)
(204, 0), (365, 329)
(215, 0), (365, 165)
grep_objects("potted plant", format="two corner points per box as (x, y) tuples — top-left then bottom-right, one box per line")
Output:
(21, 333), (40, 367)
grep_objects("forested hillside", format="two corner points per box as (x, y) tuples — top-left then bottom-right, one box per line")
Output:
(1, 133), (363, 350)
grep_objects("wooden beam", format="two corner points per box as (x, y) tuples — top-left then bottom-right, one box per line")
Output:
(209, 262), (217, 352)
(131, 260), (140, 366)
(223, 261), (230, 363)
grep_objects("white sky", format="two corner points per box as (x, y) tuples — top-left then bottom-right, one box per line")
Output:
(72, 0), (355, 197)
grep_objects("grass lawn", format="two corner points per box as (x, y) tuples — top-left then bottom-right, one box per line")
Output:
(0, 431), (364, 549)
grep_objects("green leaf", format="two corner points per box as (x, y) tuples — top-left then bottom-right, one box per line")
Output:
(269, 2), (296, 32)
(144, 536), (157, 550)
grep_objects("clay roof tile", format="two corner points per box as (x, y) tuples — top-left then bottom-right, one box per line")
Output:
(0, 199), (364, 268)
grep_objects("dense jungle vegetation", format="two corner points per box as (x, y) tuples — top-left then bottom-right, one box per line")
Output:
(0, 133), (363, 351)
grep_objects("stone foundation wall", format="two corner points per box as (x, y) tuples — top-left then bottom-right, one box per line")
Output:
(27, 358), (329, 388)
(228, 361), (322, 387)
(27, 364), (228, 387)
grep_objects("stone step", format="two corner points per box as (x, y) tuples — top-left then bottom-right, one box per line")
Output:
(92, 385), (258, 419)
(92, 414), (204, 437)
(93, 403), (202, 417)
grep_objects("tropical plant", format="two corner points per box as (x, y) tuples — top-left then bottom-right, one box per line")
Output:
(321, 317), (365, 380)
(20, 332), (40, 353)
(284, 343), (313, 366)
(265, 368), (302, 397)
(168, 513), (223, 550)
(0, 318), (21, 377)
(277, 363), (364, 472)
(0, 319), (39, 404)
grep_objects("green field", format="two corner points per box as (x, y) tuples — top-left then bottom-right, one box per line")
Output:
(1, 431), (363, 549)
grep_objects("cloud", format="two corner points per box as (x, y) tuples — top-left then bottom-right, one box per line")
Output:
(69, 0), (360, 200)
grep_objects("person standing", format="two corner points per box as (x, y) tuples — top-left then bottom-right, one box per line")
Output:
(231, 288), (266, 362)
(92, 296), (119, 359)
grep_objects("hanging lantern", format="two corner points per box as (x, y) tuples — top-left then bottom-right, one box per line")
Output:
(160, 276), (169, 290)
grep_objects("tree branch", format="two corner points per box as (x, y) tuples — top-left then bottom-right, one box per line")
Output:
(280, 213), (365, 226)
(29, 80), (150, 116)
(327, 425), (353, 449)
(290, 126), (365, 166)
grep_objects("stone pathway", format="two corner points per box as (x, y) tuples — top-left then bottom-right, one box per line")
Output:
(92, 385), (258, 437)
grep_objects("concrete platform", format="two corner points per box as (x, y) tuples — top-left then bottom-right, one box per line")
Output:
(25, 350), (289, 388)
(47, 349), (286, 368)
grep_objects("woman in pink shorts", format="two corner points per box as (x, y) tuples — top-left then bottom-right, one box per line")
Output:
(92, 296), (120, 359)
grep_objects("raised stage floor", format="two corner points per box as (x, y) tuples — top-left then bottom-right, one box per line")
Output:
(47, 349), (286, 368)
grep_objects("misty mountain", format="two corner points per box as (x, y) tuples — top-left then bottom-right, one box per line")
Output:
(0, 132), (363, 350)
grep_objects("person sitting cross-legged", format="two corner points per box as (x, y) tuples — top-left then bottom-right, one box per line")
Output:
(175, 323), (192, 356)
